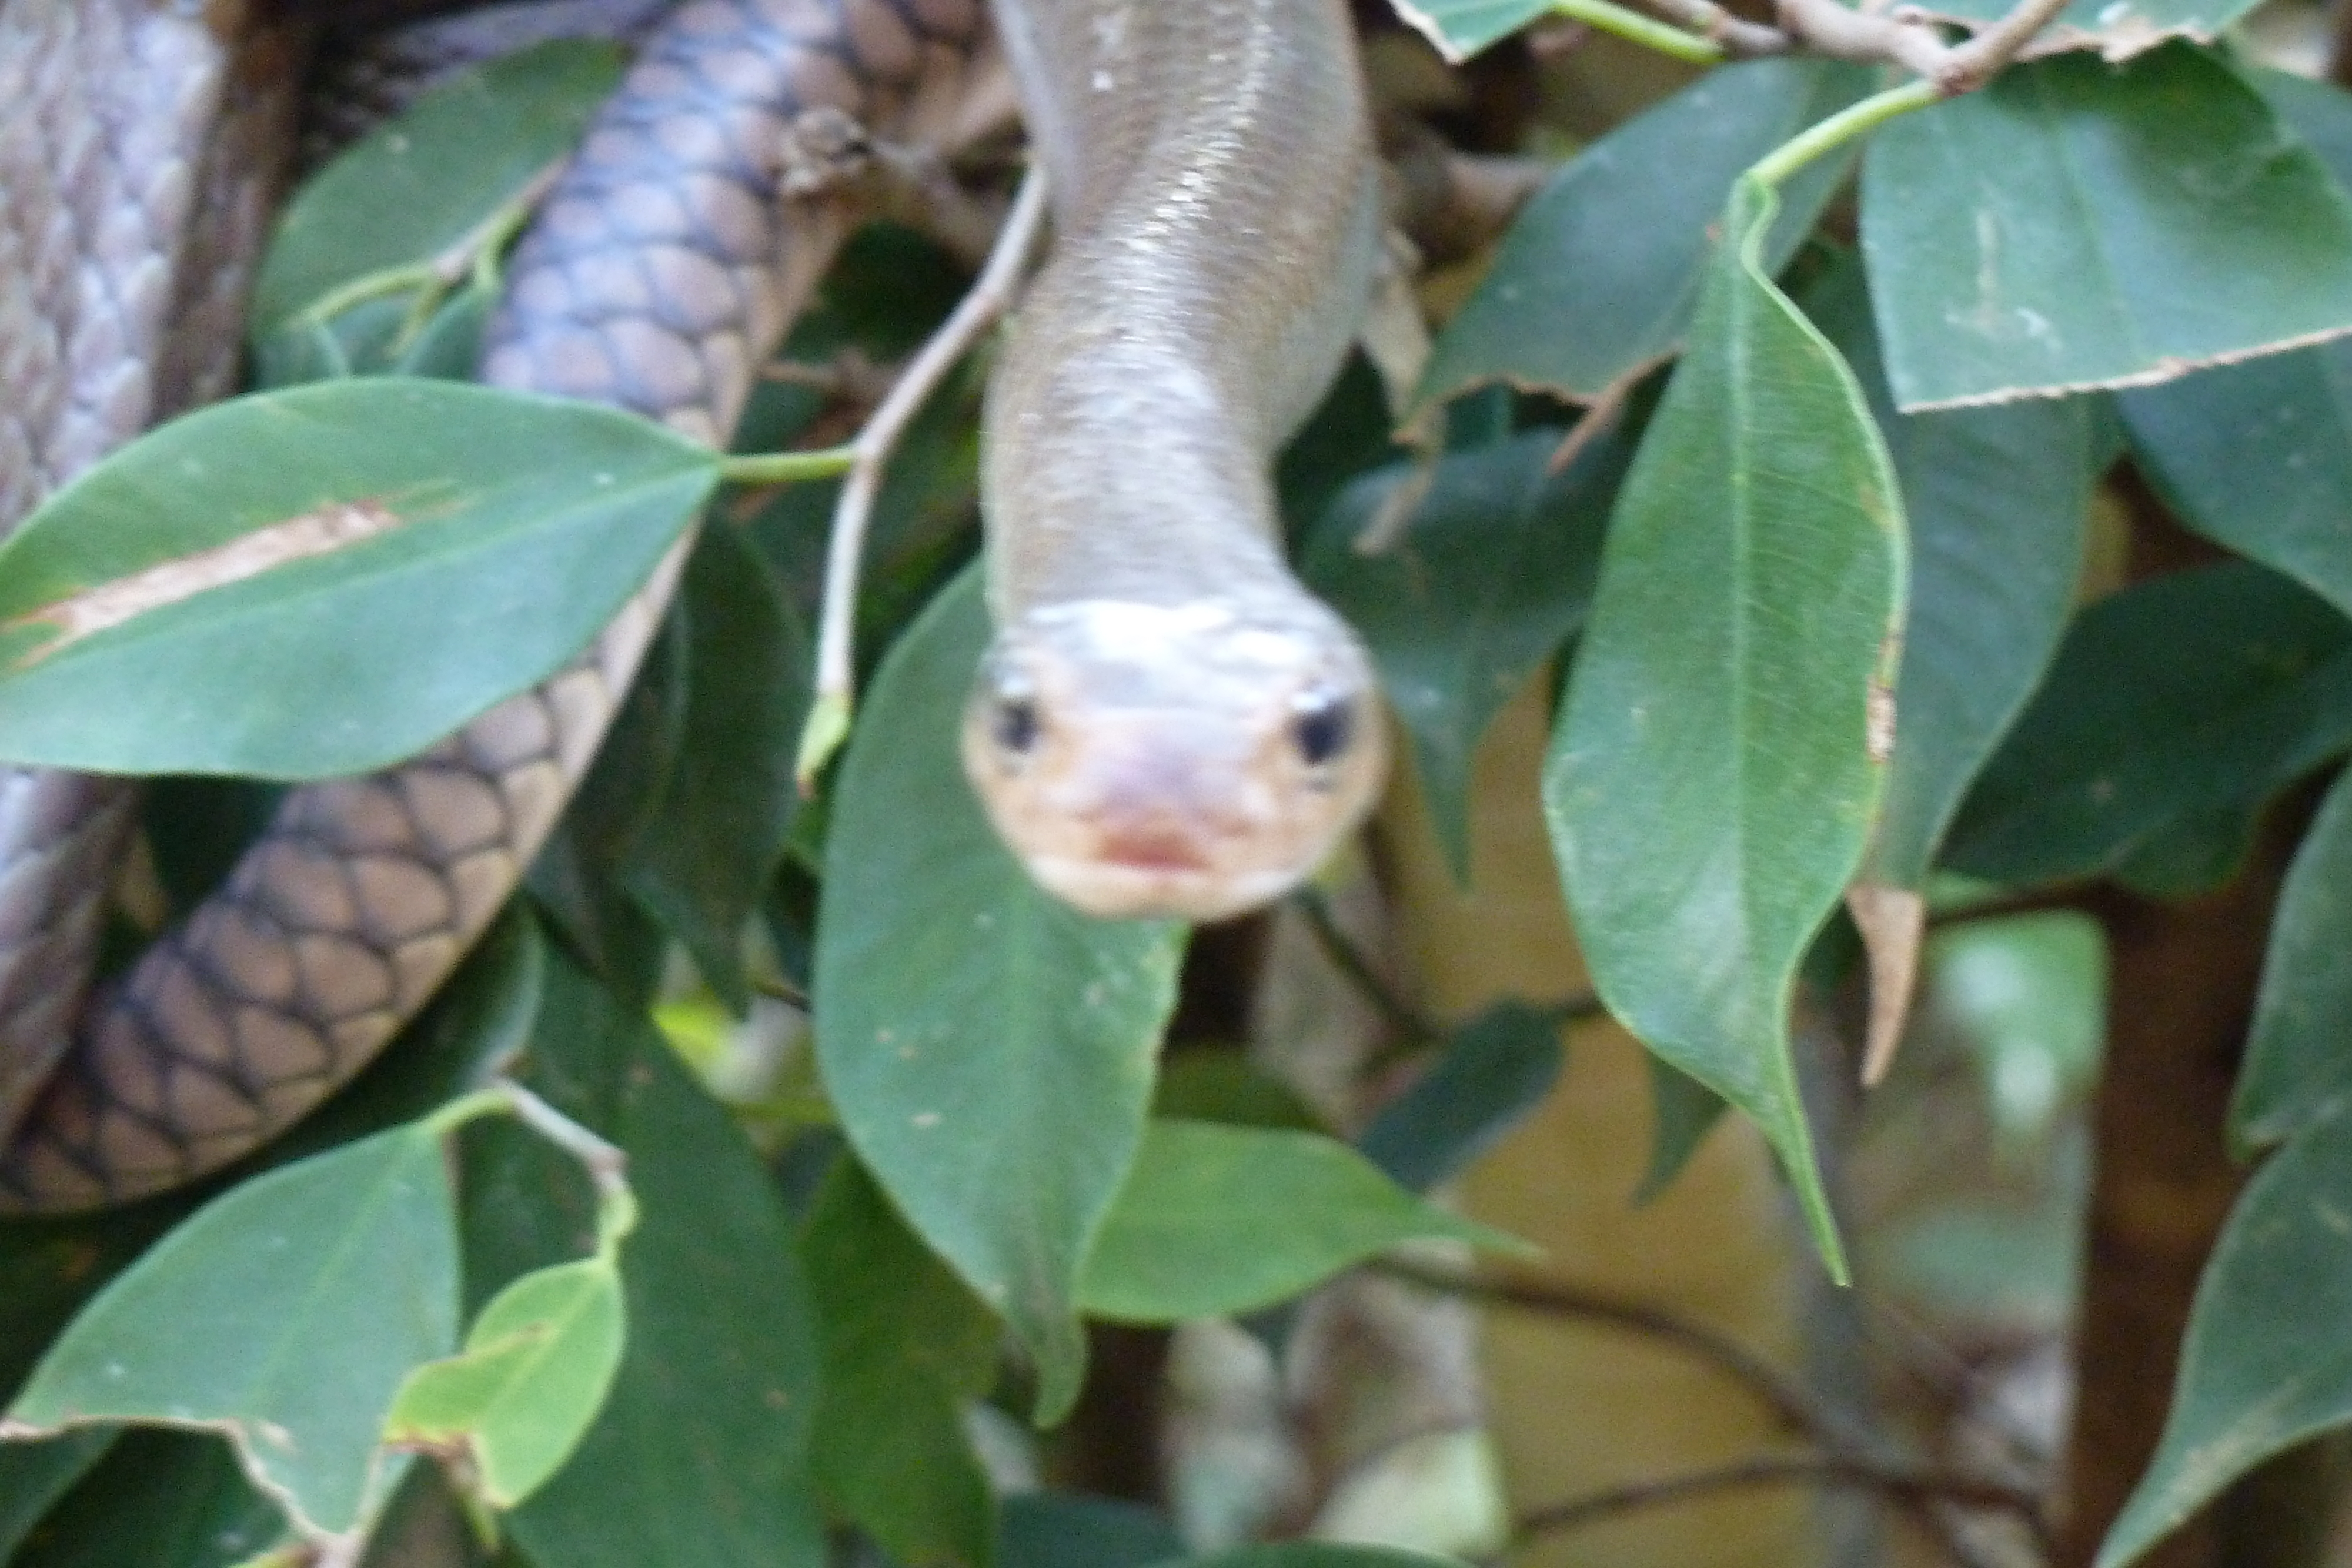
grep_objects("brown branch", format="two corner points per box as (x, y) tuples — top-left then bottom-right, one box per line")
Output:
(1514, 1453), (2046, 1545)
(1377, 1258), (1842, 1441)
(1623, 0), (2075, 93)
(1382, 1259), (2054, 1562)
(1639, 0), (1797, 55)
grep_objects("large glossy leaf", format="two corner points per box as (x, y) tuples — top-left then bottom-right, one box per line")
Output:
(1358, 1002), (1566, 1195)
(2097, 1109), (2352, 1567)
(0, 379), (713, 778)
(10, 1432), (285, 1568)
(813, 569), (1184, 1422)
(4, 1126), (459, 1540)
(1304, 429), (1624, 879)
(1077, 1121), (1512, 1324)
(2119, 68), (2352, 617)
(1387, 0), (1551, 60)
(2122, 342), (2352, 620)
(1802, 255), (2096, 890)
(2253, 68), (2352, 188)
(1917, 0), (2261, 55)
(1946, 563), (2352, 886)
(622, 522), (811, 1007)
(456, 940), (822, 1568)
(1420, 60), (1872, 410)
(251, 40), (626, 336)
(804, 1160), (1000, 1568)
(1862, 45), (2352, 412)
(1546, 176), (1905, 1278)
(2232, 769), (2352, 1152)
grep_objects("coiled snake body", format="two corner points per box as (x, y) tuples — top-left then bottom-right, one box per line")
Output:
(0, 0), (1379, 1212)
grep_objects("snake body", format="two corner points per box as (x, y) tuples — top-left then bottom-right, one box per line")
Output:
(965, 0), (1385, 922)
(0, 0), (1378, 1211)
(0, 0), (986, 1212)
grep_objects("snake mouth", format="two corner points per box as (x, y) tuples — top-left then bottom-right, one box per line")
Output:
(1095, 827), (1214, 874)
(1027, 850), (1294, 923)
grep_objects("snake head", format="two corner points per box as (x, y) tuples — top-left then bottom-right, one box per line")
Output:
(960, 597), (1387, 922)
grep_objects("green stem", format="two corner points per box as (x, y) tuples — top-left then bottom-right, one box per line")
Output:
(1548, 0), (1727, 63)
(469, 189), (543, 297)
(419, 1086), (514, 1138)
(717, 443), (858, 487)
(296, 260), (444, 327)
(1747, 76), (1939, 188)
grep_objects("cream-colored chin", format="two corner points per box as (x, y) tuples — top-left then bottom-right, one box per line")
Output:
(1025, 855), (1304, 924)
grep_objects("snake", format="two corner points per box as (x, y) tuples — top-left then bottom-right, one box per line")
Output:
(0, 0), (1382, 1213)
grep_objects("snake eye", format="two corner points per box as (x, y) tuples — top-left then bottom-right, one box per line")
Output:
(993, 693), (1041, 755)
(1291, 694), (1355, 767)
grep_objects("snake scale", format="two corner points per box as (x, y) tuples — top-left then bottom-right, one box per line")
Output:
(0, 0), (1379, 1212)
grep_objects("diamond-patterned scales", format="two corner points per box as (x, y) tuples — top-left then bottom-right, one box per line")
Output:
(0, 0), (988, 1211)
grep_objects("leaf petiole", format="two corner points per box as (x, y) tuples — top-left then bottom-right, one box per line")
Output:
(1546, 0), (1728, 63)
(1746, 77), (1940, 188)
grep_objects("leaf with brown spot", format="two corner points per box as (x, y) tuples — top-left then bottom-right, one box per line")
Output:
(0, 379), (716, 780)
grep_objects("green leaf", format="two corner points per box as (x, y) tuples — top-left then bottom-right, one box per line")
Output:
(0, 915), (542, 1554)
(1860, 45), (2352, 412)
(253, 298), (412, 390)
(9, 1432), (286, 1568)
(2119, 69), (2352, 619)
(2233, 770), (2352, 1151)
(1637, 1057), (1728, 1202)
(622, 523), (813, 1008)
(1386, 0), (1553, 61)
(0, 1434), (112, 1559)
(1078, 1121), (1516, 1324)
(1915, 0), (2262, 55)
(0, 379), (714, 778)
(1946, 563), (2352, 887)
(813, 569), (1183, 1422)
(2122, 341), (2352, 621)
(2251, 68), (2352, 190)
(1419, 60), (1873, 410)
(2096, 1109), (2352, 1568)
(385, 1254), (626, 1510)
(999, 1493), (1182, 1568)
(1357, 1002), (1565, 1194)
(1152, 1050), (1323, 1132)
(804, 1160), (1000, 1568)
(474, 935), (824, 1568)
(1800, 252), (2096, 890)
(1304, 428), (1625, 880)
(5, 1126), (460, 1538)
(251, 39), (626, 336)
(1546, 176), (1905, 1281)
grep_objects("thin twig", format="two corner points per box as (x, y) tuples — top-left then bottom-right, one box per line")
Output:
(1603, 0), (2073, 93)
(1622, 0), (1794, 54)
(1513, 1453), (2046, 1545)
(1378, 1258), (1838, 1440)
(796, 165), (1051, 785)
(1388, 1259), (2054, 1560)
